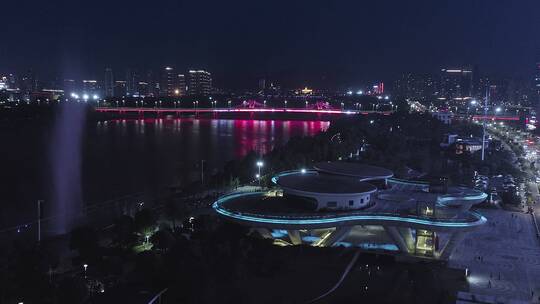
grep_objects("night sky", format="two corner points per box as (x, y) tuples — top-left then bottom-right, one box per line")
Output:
(2, 0), (539, 89)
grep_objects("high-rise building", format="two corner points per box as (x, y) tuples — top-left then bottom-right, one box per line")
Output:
(137, 82), (149, 97)
(372, 82), (384, 95)
(176, 74), (186, 96)
(82, 80), (99, 95)
(145, 70), (159, 97)
(535, 60), (540, 104)
(8, 74), (16, 90)
(0, 76), (7, 90)
(104, 68), (114, 98)
(160, 67), (176, 96)
(126, 69), (138, 96)
(393, 73), (437, 102)
(114, 81), (127, 97)
(258, 78), (266, 92)
(20, 70), (37, 99)
(188, 70), (212, 96)
(64, 79), (78, 95)
(439, 68), (473, 100)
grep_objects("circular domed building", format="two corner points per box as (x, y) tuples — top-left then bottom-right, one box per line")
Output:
(213, 162), (487, 260)
(276, 171), (377, 211)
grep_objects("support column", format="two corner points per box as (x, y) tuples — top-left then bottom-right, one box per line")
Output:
(385, 226), (411, 254)
(316, 226), (352, 247)
(398, 227), (416, 252)
(437, 231), (465, 260)
(288, 230), (302, 245)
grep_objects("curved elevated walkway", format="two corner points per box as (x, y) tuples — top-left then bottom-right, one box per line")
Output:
(213, 192), (486, 232)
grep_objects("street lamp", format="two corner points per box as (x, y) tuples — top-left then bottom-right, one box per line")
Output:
(83, 264), (88, 278)
(256, 161), (263, 186)
(284, 100), (287, 108)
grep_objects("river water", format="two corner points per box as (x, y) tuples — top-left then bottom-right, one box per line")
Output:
(0, 116), (330, 229)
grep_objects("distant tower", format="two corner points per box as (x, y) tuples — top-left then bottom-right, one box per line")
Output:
(104, 68), (114, 98)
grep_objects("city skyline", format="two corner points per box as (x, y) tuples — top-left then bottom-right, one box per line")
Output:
(2, 0), (539, 89)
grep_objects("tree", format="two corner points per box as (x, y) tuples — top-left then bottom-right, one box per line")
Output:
(113, 215), (136, 248)
(69, 226), (99, 261)
(150, 230), (176, 251)
(134, 209), (157, 238)
(56, 277), (88, 304)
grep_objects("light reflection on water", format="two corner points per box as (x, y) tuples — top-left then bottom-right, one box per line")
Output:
(91, 117), (329, 195)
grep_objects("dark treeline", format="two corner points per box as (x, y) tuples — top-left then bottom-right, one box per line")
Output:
(207, 110), (485, 189)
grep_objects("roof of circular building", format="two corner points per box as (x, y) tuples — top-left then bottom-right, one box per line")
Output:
(277, 171), (377, 194)
(313, 162), (394, 181)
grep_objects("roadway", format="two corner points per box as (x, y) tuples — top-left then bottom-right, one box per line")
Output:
(486, 122), (540, 242)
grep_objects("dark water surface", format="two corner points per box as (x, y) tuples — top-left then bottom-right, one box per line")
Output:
(0, 116), (329, 228)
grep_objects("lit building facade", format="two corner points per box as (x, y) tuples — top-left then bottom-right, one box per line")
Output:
(176, 74), (186, 96)
(160, 67), (176, 97)
(188, 70), (212, 96)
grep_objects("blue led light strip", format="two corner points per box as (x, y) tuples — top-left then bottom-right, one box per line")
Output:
(212, 192), (487, 229)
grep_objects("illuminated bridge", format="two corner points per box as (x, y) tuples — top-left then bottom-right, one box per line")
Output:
(94, 107), (393, 115)
(213, 162), (487, 260)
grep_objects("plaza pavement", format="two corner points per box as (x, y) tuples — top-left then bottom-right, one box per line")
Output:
(449, 208), (540, 302)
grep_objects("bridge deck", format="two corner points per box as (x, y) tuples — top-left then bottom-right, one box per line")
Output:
(95, 107), (392, 115)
